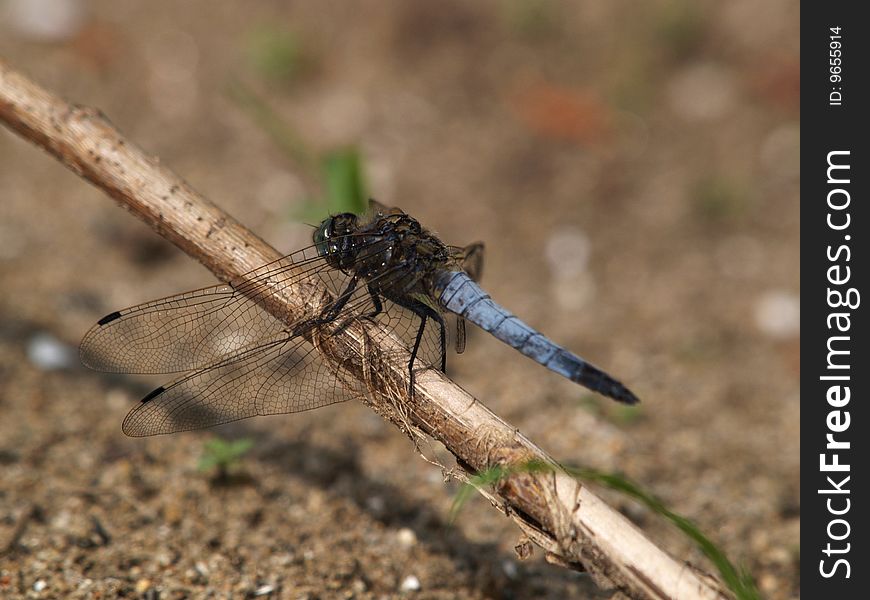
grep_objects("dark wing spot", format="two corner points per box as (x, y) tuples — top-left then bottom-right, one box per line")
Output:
(141, 386), (165, 403)
(97, 311), (122, 326)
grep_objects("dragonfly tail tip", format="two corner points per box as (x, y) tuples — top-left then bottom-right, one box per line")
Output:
(616, 386), (640, 405)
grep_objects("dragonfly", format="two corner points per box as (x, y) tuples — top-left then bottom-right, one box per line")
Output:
(81, 200), (638, 436)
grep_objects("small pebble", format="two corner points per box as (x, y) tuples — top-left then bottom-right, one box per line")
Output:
(33, 580), (47, 592)
(754, 290), (800, 339)
(5, 0), (84, 41)
(254, 584), (275, 596)
(366, 496), (386, 513)
(134, 579), (151, 594)
(545, 227), (596, 310)
(400, 575), (421, 592)
(27, 333), (77, 370)
(105, 388), (131, 411)
(759, 573), (780, 594)
(396, 527), (417, 547)
(544, 227), (590, 279)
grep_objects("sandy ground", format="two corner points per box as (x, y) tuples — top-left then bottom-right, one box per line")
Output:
(1, 1), (799, 598)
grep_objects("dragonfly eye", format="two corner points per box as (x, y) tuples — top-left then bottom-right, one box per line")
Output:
(314, 219), (333, 257)
(314, 213), (360, 268)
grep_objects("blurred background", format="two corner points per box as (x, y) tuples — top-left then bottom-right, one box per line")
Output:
(1, 0), (799, 598)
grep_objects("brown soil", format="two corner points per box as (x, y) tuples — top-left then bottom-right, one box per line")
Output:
(1, 1), (799, 598)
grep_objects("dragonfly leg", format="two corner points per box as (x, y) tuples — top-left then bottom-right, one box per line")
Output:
(406, 303), (446, 396)
(408, 314), (427, 393)
(328, 284), (385, 337)
(363, 284), (384, 319)
(315, 276), (359, 325)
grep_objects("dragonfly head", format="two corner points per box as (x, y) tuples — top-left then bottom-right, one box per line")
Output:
(314, 213), (359, 267)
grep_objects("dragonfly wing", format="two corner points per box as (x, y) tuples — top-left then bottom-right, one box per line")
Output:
(80, 248), (349, 375)
(121, 336), (362, 436)
(446, 242), (484, 355)
(458, 242), (485, 282)
(454, 316), (467, 354)
(80, 283), (291, 374)
(84, 231), (456, 437)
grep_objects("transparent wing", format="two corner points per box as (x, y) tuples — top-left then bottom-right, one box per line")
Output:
(119, 266), (444, 436)
(457, 242), (485, 282)
(448, 242), (485, 354)
(82, 234), (448, 436)
(121, 337), (368, 436)
(80, 283), (283, 374)
(80, 242), (359, 374)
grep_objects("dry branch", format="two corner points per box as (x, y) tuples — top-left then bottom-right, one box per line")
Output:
(0, 59), (730, 600)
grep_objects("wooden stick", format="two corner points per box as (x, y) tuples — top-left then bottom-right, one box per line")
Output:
(0, 59), (729, 600)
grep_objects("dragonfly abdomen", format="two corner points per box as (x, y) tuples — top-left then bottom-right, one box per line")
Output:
(436, 271), (638, 405)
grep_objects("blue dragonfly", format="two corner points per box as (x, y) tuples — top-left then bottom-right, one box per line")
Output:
(81, 200), (638, 436)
